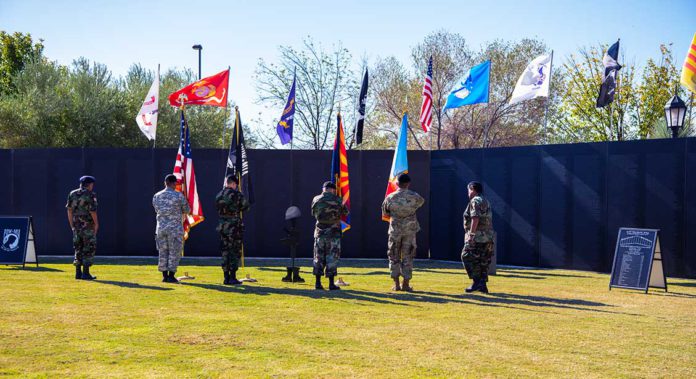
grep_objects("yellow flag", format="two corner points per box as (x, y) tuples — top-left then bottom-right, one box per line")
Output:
(681, 33), (696, 94)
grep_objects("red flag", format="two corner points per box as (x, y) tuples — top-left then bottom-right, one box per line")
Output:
(168, 69), (229, 107)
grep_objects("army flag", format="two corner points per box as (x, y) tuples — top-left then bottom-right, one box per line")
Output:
(681, 33), (696, 94)
(276, 73), (296, 145)
(173, 111), (204, 240)
(383, 113), (409, 222)
(509, 53), (553, 105)
(226, 107), (255, 204)
(443, 61), (491, 110)
(168, 69), (229, 108)
(596, 40), (622, 108)
(135, 65), (159, 140)
(331, 113), (351, 232)
(355, 69), (368, 145)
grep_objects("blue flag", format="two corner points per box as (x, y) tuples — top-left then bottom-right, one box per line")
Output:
(276, 74), (296, 145)
(443, 61), (491, 110)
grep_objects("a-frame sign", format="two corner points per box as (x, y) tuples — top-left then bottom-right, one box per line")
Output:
(609, 228), (667, 293)
(0, 216), (38, 268)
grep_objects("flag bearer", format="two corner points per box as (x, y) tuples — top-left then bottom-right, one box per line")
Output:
(311, 181), (348, 290)
(215, 175), (250, 285)
(66, 176), (99, 280)
(152, 174), (190, 283)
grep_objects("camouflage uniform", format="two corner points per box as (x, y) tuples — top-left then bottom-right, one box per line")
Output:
(215, 187), (250, 272)
(311, 192), (348, 277)
(382, 188), (425, 280)
(65, 188), (98, 267)
(461, 195), (495, 282)
(152, 188), (190, 272)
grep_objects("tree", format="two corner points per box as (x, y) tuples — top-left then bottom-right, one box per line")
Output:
(254, 37), (358, 149)
(0, 31), (44, 94)
(634, 44), (681, 138)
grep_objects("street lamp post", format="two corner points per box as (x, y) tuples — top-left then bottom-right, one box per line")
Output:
(664, 91), (687, 138)
(192, 44), (202, 80)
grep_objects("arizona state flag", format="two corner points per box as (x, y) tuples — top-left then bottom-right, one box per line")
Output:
(382, 113), (409, 222)
(169, 69), (229, 107)
(331, 113), (351, 232)
(681, 33), (696, 94)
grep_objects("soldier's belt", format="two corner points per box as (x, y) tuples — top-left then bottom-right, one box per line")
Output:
(316, 222), (339, 229)
(219, 214), (240, 219)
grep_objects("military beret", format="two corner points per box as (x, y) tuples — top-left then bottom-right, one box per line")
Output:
(79, 175), (96, 184)
(322, 181), (336, 189)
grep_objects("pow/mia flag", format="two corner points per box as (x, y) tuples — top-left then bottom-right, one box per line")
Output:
(597, 40), (622, 108)
(355, 68), (368, 145)
(226, 107), (255, 204)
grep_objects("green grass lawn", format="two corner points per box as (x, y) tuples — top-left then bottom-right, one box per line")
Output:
(1, 257), (694, 378)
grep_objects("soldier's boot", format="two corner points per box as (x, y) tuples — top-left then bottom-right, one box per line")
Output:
(167, 271), (180, 283)
(81, 265), (96, 280)
(465, 279), (479, 293)
(328, 276), (341, 291)
(75, 264), (82, 280)
(401, 278), (413, 292)
(315, 275), (324, 290)
(223, 271), (231, 285)
(391, 277), (401, 291)
(281, 267), (293, 282)
(291, 267), (305, 283)
(229, 270), (242, 285)
(162, 271), (168, 282)
(478, 278), (489, 294)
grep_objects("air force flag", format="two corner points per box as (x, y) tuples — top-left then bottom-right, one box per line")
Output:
(443, 60), (490, 110)
(509, 54), (552, 105)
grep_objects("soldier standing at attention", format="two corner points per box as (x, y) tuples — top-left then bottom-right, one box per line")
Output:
(66, 176), (99, 280)
(152, 174), (190, 283)
(462, 181), (495, 294)
(311, 181), (348, 291)
(381, 174), (425, 292)
(215, 175), (250, 285)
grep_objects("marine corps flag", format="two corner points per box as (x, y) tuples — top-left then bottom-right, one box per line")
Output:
(331, 113), (351, 232)
(226, 107), (255, 204)
(383, 113), (409, 222)
(168, 69), (229, 107)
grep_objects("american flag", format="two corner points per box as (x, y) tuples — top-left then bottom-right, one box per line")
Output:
(419, 56), (433, 133)
(174, 110), (203, 239)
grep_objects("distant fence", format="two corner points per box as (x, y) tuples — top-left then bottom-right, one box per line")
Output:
(0, 148), (430, 260)
(430, 138), (696, 278)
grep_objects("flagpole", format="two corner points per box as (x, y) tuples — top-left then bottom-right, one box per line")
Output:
(543, 51), (554, 134)
(153, 64), (160, 149)
(615, 39), (622, 141)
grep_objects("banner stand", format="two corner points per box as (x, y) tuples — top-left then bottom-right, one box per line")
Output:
(0, 216), (38, 268)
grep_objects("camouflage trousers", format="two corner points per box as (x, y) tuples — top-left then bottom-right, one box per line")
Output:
(156, 231), (183, 272)
(313, 235), (341, 277)
(218, 221), (243, 272)
(72, 228), (96, 267)
(461, 241), (494, 281)
(387, 233), (417, 280)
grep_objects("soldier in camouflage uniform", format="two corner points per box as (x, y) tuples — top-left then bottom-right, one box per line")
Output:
(311, 181), (349, 290)
(152, 174), (190, 283)
(215, 175), (250, 285)
(462, 181), (495, 293)
(382, 174), (425, 292)
(66, 176), (99, 280)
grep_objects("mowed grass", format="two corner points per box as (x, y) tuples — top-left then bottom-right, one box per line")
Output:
(0, 258), (694, 378)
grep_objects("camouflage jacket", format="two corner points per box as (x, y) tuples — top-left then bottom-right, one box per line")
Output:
(382, 188), (425, 236)
(464, 195), (495, 243)
(215, 187), (250, 225)
(65, 188), (98, 230)
(311, 191), (348, 238)
(152, 188), (190, 234)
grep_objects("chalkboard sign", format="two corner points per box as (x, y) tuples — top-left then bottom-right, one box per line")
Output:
(0, 216), (38, 267)
(609, 228), (667, 293)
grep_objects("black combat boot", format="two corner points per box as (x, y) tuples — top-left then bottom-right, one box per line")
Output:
(162, 271), (168, 282)
(465, 279), (479, 293)
(223, 271), (231, 285)
(81, 265), (96, 280)
(478, 279), (489, 294)
(75, 264), (82, 280)
(315, 274), (324, 290)
(328, 276), (340, 291)
(281, 267), (293, 282)
(168, 271), (179, 283)
(291, 267), (305, 283)
(229, 270), (242, 285)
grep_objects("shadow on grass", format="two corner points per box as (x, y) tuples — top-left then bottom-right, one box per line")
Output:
(95, 280), (173, 291)
(3, 266), (64, 272)
(645, 291), (696, 299)
(494, 273), (545, 280)
(499, 269), (592, 279)
(668, 281), (696, 288)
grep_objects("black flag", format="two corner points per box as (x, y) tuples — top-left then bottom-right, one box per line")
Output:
(596, 40), (622, 108)
(226, 107), (255, 204)
(355, 68), (368, 145)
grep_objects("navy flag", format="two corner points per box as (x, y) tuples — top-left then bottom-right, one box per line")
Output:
(276, 73), (296, 145)
(355, 68), (368, 145)
(597, 40), (622, 108)
(226, 107), (254, 204)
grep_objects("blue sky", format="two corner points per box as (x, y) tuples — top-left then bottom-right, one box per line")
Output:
(2, 0), (694, 129)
